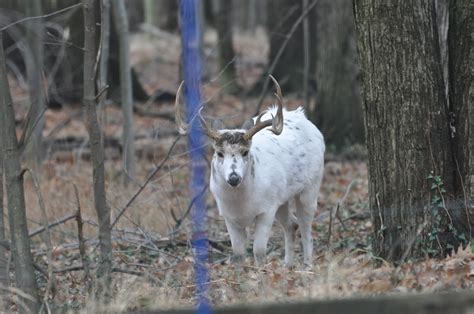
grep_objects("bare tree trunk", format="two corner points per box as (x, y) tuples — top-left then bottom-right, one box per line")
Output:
(82, 0), (112, 293)
(212, 0), (239, 93)
(314, 0), (363, 148)
(247, 0), (257, 31)
(144, 0), (157, 26)
(0, 100), (7, 312)
(24, 0), (45, 170)
(99, 0), (111, 134)
(302, 0), (310, 108)
(354, 0), (469, 261)
(449, 0), (474, 229)
(0, 32), (39, 314)
(266, 0), (317, 92)
(112, 0), (136, 185)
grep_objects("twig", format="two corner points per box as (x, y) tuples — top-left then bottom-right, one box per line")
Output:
(29, 212), (77, 238)
(0, 3), (83, 31)
(18, 106), (48, 154)
(172, 184), (209, 229)
(110, 135), (182, 229)
(254, 0), (319, 115)
(327, 180), (355, 248)
(24, 169), (56, 302)
(327, 206), (334, 248)
(52, 264), (152, 279)
(73, 183), (91, 291)
(45, 110), (82, 139)
(95, 85), (109, 101)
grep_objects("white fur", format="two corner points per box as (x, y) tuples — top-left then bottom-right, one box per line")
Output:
(210, 106), (325, 266)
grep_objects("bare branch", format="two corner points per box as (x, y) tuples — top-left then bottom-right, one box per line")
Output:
(73, 183), (91, 291)
(28, 212), (77, 238)
(110, 135), (182, 229)
(0, 3), (83, 31)
(255, 0), (319, 114)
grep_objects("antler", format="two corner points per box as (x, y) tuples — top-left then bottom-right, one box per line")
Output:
(174, 81), (188, 135)
(244, 75), (284, 141)
(174, 81), (221, 140)
(198, 107), (222, 141)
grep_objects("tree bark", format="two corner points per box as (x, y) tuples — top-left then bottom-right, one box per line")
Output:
(0, 32), (39, 313)
(82, 0), (112, 292)
(112, 0), (136, 185)
(449, 0), (474, 229)
(353, 0), (468, 261)
(212, 0), (239, 93)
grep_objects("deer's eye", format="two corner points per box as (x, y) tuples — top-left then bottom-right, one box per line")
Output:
(217, 152), (224, 158)
(242, 150), (249, 157)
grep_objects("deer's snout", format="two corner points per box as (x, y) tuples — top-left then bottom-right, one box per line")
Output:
(227, 172), (241, 187)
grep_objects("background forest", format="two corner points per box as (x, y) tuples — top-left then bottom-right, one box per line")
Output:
(0, 0), (472, 313)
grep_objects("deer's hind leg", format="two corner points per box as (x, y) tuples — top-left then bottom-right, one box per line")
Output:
(275, 201), (297, 267)
(295, 183), (321, 266)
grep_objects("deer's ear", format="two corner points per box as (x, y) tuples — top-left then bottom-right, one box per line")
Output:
(211, 119), (224, 130)
(241, 118), (254, 130)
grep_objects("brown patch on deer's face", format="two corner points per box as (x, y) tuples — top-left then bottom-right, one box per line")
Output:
(213, 131), (251, 156)
(214, 132), (249, 149)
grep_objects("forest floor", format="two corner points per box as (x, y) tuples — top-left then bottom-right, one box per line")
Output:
(4, 27), (474, 312)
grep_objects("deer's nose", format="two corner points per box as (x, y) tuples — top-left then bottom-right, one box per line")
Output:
(227, 172), (241, 187)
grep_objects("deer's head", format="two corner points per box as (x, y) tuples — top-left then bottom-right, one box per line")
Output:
(175, 76), (284, 188)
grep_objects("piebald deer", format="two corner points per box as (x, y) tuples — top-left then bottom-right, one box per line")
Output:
(175, 76), (325, 266)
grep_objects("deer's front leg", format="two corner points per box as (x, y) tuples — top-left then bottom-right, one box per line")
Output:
(253, 212), (275, 267)
(224, 218), (247, 264)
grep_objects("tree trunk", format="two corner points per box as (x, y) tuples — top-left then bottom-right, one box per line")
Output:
(0, 32), (39, 314)
(82, 0), (112, 293)
(147, 0), (178, 32)
(264, 0), (363, 148)
(144, 0), (157, 26)
(264, 0), (318, 93)
(354, 0), (469, 261)
(212, 0), (239, 93)
(0, 96), (6, 312)
(98, 0), (110, 132)
(24, 0), (46, 170)
(313, 0), (363, 148)
(449, 0), (474, 230)
(112, 0), (136, 185)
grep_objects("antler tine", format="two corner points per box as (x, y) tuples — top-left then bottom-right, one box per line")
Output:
(243, 75), (284, 140)
(198, 107), (222, 141)
(269, 75), (284, 135)
(175, 81), (188, 135)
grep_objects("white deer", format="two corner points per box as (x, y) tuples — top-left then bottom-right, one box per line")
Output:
(175, 76), (325, 266)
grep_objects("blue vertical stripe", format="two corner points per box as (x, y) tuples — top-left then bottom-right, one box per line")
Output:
(179, 1), (212, 313)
